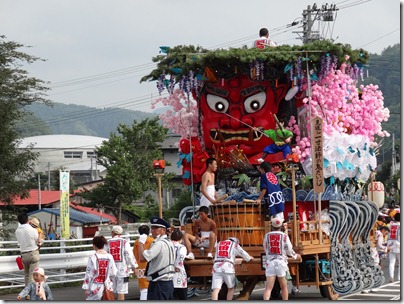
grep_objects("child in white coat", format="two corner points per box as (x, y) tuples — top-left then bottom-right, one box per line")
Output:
(17, 267), (53, 300)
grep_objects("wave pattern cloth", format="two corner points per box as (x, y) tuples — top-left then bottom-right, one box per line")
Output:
(330, 200), (384, 295)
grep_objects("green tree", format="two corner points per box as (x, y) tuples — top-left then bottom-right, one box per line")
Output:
(81, 117), (172, 223)
(164, 190), (193, 219)
(15, 111), (52, 136)
(367, 44), (401, 175)
(0, 36), (50, 204)
(26, 168), (77, 192)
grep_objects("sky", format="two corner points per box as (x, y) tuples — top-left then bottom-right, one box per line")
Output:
(1, 0), (401, 113)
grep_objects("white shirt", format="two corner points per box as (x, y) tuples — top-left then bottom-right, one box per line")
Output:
(143, 234), (175, 281)
(15, 223), (39, 253)
(252, 37), (278, 49)
(375, 230), (387, 253)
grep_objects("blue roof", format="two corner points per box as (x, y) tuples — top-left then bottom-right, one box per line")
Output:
(29, 207), (110, 224)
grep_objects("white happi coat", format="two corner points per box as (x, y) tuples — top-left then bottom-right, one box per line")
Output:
(387, 222), (400, 253)
(172, 241), (188, 288)
(82, 252), (117, 300)
(263, 231), (297, 270)
(212, 240), (251, 274)
(106, 236), (138, 278)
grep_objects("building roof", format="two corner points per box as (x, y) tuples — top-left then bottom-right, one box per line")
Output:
(70, 202), (119, 224)
(0, 190), (61, 206)
(1, 189), (118, 224)
(19, 134), (108, 149)
(28, 207), (111, 224)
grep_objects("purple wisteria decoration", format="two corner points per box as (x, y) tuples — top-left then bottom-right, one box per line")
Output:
(333, 54), (338, 71)
(296, 56), (303, 88)
(157, 75), (166, 95)
(254, 61), (264, 81)
(167, 75), (175, 94)
(289, 64), (294, 82)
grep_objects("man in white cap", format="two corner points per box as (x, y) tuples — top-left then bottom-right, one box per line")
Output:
(137, 216), (175, 300)
(211, 237), (254, 300)
(106, 225), (138, 301)
(263, 218), (300, 300)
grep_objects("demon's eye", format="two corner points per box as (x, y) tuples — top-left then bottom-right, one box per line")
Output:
(206, 94), (229, 113)
(244, 92), (266, 113)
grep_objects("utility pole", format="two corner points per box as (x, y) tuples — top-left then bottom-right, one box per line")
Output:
(392, 133), (396, 174)
(95, 159), (98, 180)
(90, 157), (94, 181)
(38, 173), (41, 210)
(304, 5), (314, 43)
(47, 162), (51, 190)
(294, 3), (339, 43)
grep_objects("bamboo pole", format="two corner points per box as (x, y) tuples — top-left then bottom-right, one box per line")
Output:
(318, 193), (322, 243)
(154, 173), (164, 218)
(290, 165), (298, 245)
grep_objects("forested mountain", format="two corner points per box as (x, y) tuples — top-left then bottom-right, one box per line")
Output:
(16, 102), (157, 138)
(366, 44), (401, 167)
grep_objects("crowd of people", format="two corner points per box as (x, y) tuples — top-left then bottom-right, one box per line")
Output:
(14, 201), (399, 301)
(14, 208), (298, 301)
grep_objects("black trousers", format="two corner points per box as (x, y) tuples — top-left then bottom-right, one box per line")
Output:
(147, 280), (174, 300)
(173, 287), (188, 300)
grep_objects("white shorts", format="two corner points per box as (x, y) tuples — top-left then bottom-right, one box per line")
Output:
(212, 272), (236, 289)
(112, 277), (129, 294)
(265, 260), (288, 277)
(194, 238), (210, 248)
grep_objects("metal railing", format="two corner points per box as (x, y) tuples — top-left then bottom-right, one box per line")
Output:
(0, 234), (139, 290)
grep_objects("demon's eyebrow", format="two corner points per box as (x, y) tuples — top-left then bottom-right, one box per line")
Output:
(240, 85), (265, 97)
(205, 85), (229, 97)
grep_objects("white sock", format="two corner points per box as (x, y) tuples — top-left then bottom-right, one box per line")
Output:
(140, 289), (148, 300)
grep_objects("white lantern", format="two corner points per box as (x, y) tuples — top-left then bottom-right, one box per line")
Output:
(368, 181), (385, 208)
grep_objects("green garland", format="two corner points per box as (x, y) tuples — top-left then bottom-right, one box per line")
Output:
(140, 40), (368, 84)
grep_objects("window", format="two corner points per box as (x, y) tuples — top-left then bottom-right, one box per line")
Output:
(64, 151), (83, 159)
(87, 151), (96, 158)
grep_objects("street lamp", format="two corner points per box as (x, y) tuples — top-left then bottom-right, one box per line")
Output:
(153, 160), (165, 218)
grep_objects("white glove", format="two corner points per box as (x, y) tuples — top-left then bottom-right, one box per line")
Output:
(138, 234), (147, 244)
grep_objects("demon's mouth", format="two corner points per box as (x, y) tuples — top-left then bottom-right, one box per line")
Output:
(209, 128), (264, 143)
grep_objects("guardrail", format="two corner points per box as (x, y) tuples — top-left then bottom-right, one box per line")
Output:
(0, 234), (139, 290)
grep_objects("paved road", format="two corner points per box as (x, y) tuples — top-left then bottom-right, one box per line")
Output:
(0, 259), (399, 301)
(0, 279), (399, 301)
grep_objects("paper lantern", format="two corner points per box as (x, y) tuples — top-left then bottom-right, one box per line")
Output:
(368, 181), (385, 208)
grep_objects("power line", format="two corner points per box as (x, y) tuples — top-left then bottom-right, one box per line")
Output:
(44, 2), (396, 96)
(17, 1), (398, 131)
(49, 62), (156, 88)
(359, 29), (400, 49)
(337, 0), (372, 10)
(18, 93), (162, 129)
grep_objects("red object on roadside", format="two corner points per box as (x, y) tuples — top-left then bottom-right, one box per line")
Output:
(16, 256), (24, 270)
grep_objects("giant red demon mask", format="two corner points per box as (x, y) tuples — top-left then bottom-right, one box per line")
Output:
(197, 74), (288, 160)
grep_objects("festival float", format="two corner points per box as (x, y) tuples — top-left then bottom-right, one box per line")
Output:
(141, 40), (390, 300)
